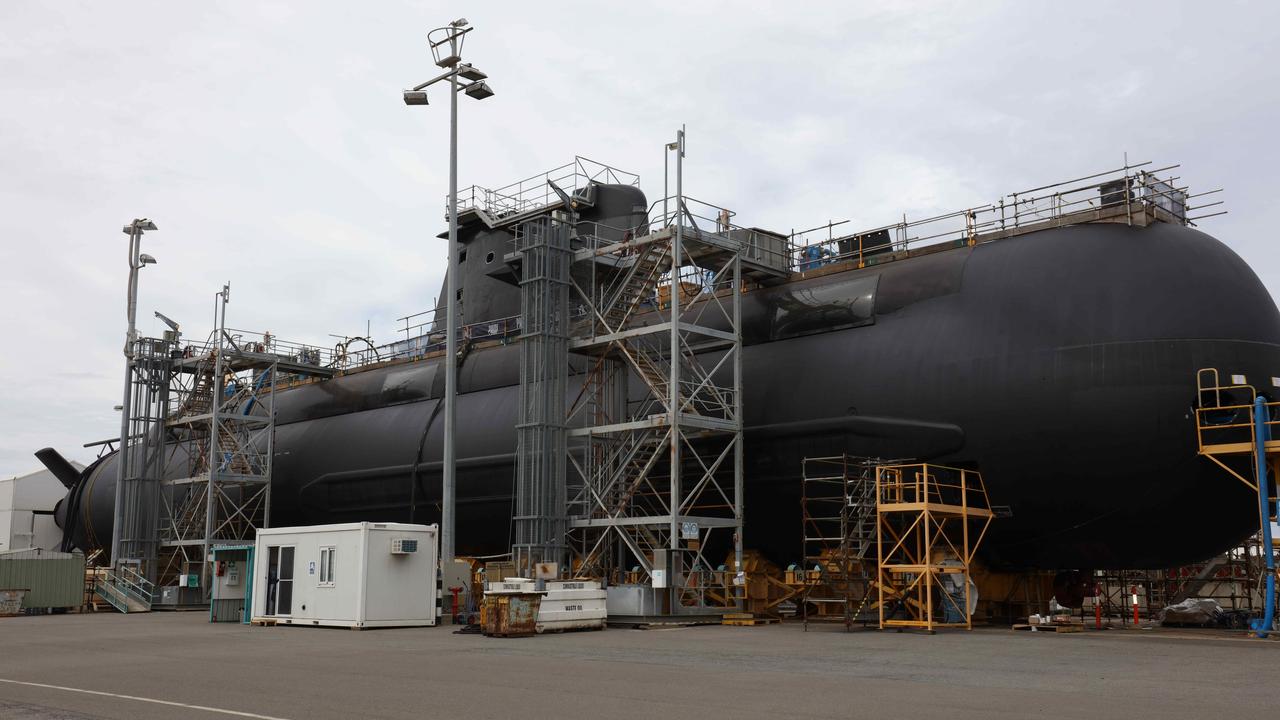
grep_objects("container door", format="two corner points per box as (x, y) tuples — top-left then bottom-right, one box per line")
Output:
(264, 545), (296, 616)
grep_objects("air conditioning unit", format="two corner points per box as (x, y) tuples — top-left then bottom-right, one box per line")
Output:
(391, 538), (418, 554)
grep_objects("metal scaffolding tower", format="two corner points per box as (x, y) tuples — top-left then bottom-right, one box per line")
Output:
(157, 295), (333, 597)
(798, 455), (882, 629)
(504, 143), (787, 616)
(112, 335), (176, 578)
(512, 212), (573, 575)
(875, 463), (994, 632)
(561, 133), (773, 616)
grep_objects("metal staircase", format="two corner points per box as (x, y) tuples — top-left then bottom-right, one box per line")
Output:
(94, 565), (155, 613)
(596, 242), (672, 330)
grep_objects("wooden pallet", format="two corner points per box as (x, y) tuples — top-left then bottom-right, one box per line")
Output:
(250, 618), (278, 627)
(1013, 623), (1083, 633)
(722, 613), (779, 626)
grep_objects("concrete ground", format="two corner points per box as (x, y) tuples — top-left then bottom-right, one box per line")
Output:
(0, 612), (1275, 720)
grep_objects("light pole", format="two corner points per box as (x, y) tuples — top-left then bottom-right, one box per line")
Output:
(404, 19), (495, 562)
(110, 217), (157, 569)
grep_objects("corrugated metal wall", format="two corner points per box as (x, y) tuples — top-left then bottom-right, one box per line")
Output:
(0, 548), (84, 609)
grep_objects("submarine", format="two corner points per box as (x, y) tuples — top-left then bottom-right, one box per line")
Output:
(46, 164), (1280, 572)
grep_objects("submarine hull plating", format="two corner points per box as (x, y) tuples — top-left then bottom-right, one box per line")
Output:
(57, 220), (1280, 570)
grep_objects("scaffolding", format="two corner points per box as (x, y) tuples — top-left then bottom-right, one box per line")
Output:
(155, 301), (334, 595)
(876, 463), (993, 632)
(512, 212), (572, 575)
(563, 195), (750, 615)
(505, 138), (788, 617)
(797, 455), (882, 629)
(111, 335), (176, 578)
(1190, 368), (1280, 631)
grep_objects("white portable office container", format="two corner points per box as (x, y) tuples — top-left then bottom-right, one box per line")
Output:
(250, 522), (438, 629)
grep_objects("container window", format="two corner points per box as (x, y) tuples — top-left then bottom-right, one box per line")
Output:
(319, 546), (336, 586)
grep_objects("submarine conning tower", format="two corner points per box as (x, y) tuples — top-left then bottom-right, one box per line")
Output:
(429, 162), (652, 328)
(48, 155), (1280, 597)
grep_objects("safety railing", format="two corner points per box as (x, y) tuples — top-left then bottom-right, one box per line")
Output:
(95, 564), (155, 613)
(790, 161), (1224, 274)
(875, 463), (989, 514)
(169, 309), (528, 385)
(385, 312), (522, 361)
(177, 328), (335, 370)
(1193, 369), (1280, 454)
(645, 195), (792, 275)
(454, 156), (640, 219)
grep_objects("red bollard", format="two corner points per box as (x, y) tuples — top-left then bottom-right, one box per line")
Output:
(1094, 583), (1102, 630)
(1130, 585), (1140, 625)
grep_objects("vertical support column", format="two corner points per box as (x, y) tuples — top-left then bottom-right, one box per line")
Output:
(876, 466), (885, 630)
(111, 224), (141, 570)
(1252, 395), (1275, 638)
(203, 290), (227, 596)
(668, 127), (685, 605)
(441, 69), (460, 565)
(922, 472), (933, 634)
(263, 359), (277, 531)
(732, 253), (743, 607)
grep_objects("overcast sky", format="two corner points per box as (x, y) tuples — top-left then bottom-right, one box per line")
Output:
(1, 1), (1278, 476)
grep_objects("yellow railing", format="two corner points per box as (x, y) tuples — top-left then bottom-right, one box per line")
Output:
(1193, 368), (1280, 492)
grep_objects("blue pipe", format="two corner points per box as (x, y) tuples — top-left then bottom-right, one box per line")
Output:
(1250, 395), (1275, 638)
(242, 368), (272, 415)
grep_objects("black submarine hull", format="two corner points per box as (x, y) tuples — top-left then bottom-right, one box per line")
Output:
(57, 219), (1280, 570)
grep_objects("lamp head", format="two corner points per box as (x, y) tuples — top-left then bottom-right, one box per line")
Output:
(464, 81), (494, 100)
(122, 218), (158, 234)
(456, 63), (487, 81)
(403, 90), (430, 106)
(139, 253), (157, 265)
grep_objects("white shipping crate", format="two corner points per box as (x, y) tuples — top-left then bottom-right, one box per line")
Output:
(482, 578), (607, 632)
(250, 522), (438, 629)
(538, 579), (606, 632)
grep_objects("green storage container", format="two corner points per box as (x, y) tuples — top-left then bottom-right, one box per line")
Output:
(0, 548), (85, 610)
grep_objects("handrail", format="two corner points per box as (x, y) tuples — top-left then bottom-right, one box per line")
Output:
(454, 156), (640, 219)
(95, 565), (155, 612)
(791, 161), (1219, 274)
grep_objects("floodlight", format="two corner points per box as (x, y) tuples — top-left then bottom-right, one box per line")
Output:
(457, 63), (487, 81)
(139, 253), (157, 265)
(403, 90), (430, 106)
(464, 81), (494, 100)
(122, 218), (157, 234)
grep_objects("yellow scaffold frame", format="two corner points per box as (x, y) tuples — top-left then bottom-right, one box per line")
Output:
(876, 463), (994, 632)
